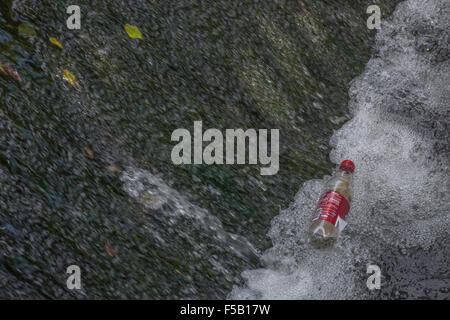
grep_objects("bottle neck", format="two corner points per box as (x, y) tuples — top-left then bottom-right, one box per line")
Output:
(336, 169), (352, 177)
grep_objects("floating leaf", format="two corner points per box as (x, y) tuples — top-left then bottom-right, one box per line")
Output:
(62, 69), (80, 88)
(62, 69), (76, 83)
(49, 37), (64, 49)
(107, 165), (123, 173)
(124, 24), (142, 39)
(0, 62), (21, 81)
(83, 146), (94, 159)
(105, 241), (117, 257)
(104, 130), (125, 145)
(18, 23), (36, 37)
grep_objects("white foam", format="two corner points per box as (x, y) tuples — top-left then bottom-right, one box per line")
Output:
(120, 167), (259, 261)
(230, 0), (449, 299)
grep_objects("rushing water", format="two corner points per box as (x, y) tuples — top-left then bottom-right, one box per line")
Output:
(231, 0), (449, 299)
(1, 0), (447, 299)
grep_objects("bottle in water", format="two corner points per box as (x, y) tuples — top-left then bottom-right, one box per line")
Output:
(309, 160), (355, 247)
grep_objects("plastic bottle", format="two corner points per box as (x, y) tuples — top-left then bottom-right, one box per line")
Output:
(309, 160), (355, 248)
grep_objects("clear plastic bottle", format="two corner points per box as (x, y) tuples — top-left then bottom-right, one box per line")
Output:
(309, 160), (355, 248)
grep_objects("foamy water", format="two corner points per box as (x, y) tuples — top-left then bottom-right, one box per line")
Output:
(230, 0), (449, 299)
(120, 168), (260, 296)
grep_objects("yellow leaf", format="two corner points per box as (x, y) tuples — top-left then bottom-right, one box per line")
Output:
(62, 69), (80, 88)
(62, 69), (76, 83)
(124, 24), (142, 39)
(49, 37), (64, 49)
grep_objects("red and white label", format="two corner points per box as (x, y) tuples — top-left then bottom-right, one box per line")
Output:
(312, 191), (350, 226)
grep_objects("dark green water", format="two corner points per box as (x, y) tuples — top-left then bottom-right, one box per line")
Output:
(0, 0), (420, 299)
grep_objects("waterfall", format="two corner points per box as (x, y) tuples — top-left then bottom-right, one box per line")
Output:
(230, 0), (449, 299)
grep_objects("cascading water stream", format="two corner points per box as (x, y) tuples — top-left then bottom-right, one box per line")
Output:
(230, 0), (449, 299)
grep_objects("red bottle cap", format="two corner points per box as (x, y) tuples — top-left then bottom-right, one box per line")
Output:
(339, 160), (355, 173)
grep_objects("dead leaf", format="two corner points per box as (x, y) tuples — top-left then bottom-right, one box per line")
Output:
(105, 241), (117, 257)
(83, 146), (94, 159)
(175, 269), (182, 275)
(107, 165), (123, 173)
(0, 62), (22, 82)
(103, 130), (125, 145)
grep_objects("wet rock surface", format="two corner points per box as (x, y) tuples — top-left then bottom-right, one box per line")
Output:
(5, 0), (446, 299)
